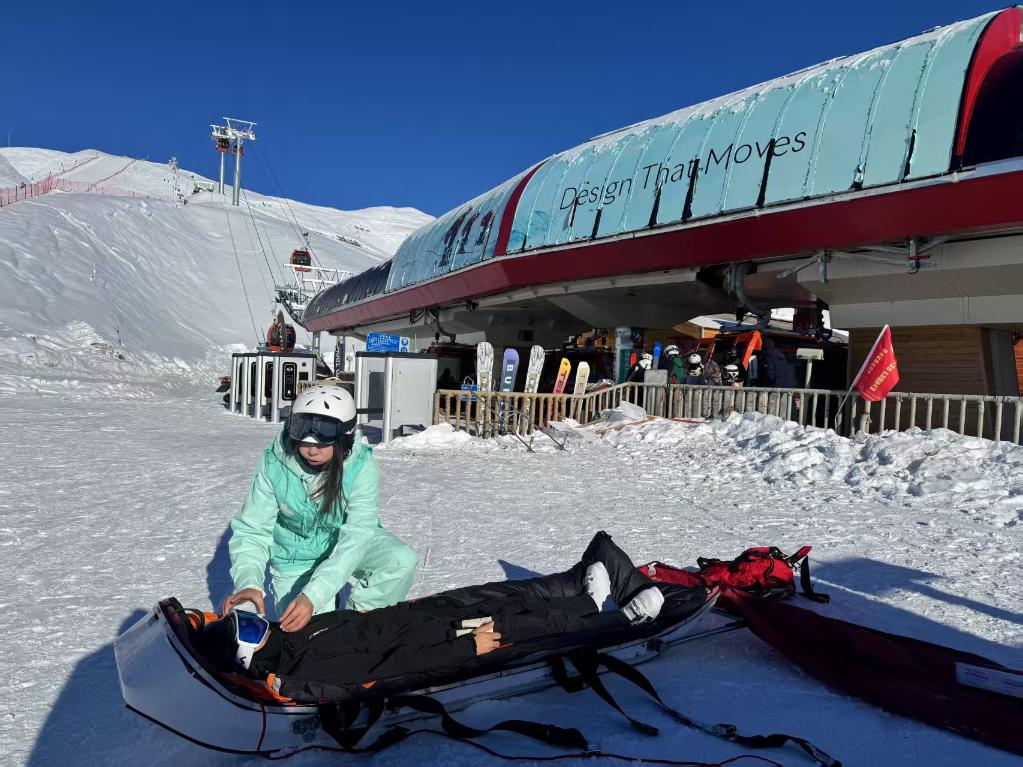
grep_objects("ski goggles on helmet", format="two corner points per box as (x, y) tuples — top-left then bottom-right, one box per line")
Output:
(231, 610), (270, 670)
(287, 412), (353, 444)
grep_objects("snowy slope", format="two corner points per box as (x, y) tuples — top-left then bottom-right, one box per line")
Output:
(0, 148), (431, 394)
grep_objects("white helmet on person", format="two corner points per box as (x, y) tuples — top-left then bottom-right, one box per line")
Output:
(664, 344), (681, 358)
(287, 384), (357, 444)
(639, 353), (653, 370)
(687, 353), (703, 368)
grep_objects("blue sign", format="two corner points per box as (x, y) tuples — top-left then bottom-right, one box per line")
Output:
(460, 383), (479, 401)
(366, 332), (411, 353)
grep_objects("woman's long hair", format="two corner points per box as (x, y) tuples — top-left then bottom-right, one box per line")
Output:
(284, 432), (355, 515)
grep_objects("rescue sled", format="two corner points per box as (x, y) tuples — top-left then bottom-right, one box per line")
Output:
(115, 587), (720, 756)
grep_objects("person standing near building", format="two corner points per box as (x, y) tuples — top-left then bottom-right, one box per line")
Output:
(662, 345), (686, 384)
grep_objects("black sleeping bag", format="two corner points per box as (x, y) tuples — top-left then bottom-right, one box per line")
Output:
(236, 531), (712, 704)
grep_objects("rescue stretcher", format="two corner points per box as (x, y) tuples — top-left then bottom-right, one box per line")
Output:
(115, 586), (721, 756)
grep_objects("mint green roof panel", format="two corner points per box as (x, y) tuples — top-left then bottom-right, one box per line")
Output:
(617, 122), (682, 233)
(810, 50), (889, 196)
(721, 87), (795, 211)
(652, 113), (715, 225)
(523, 160), (571, 249)
(860, 42), (932, 187)
(594, 128), (652, 237)
(908, 13), (997, 178)
(564, 134), (633, 242)
(688, 95), (755, 219)
(762, 67), (844, 203)
(550, 146), (599, 244)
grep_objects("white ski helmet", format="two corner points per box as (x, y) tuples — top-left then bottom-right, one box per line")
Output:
(287, 384), (357, 444)
(664, 344), (681, 358)
(639, 353), (653, 370)
(687, 353), (703, 367)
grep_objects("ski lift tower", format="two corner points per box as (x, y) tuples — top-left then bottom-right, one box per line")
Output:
(209, 123), (231, 194)
(223, 117), (256, 206)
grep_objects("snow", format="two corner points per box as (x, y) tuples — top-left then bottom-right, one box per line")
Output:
(2, 146), (1020, 767)
(5, 393), (1021, 766)
(0, 147), (431, 396)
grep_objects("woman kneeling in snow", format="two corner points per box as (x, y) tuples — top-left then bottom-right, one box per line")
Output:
(198, 532), (665, 699)
(220, 384), (418, 633)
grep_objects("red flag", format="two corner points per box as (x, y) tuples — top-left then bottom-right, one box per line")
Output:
(853, 325), (900, 401)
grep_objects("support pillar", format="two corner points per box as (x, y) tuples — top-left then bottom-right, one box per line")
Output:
(614, 327), (635, 384)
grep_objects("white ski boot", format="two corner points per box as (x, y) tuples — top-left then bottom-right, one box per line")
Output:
(622, 586), (665, 624)
(584, 562), (612, 610)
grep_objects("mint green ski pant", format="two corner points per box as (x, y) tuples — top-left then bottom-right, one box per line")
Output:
(269, 528), (418, 616)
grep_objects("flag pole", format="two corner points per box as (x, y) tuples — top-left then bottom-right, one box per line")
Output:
(834, 325), (890, 434)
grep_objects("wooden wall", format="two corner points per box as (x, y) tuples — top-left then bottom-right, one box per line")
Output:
(848, 326), (1023, 436)
(848, 326), (990, 396)
(1016, 338), (1023, 395)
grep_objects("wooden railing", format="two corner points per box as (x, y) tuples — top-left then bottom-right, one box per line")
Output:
(434, 382), (1023, 444)
(433, 384), (635, 436)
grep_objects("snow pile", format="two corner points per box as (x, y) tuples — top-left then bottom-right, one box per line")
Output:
(599, 400), (647, 425)
(0, 147), (432, 396)
(600, 411), (1023, 526)
(385, 423), (495, 451)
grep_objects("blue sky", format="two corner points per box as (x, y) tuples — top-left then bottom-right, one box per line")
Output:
(3, 1), (1001, 216)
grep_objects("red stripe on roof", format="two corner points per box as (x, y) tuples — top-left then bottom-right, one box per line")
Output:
(954, 7), (1022, 160)
(493, 161), (546, 256)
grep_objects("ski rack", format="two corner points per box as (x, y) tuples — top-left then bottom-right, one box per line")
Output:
(484, 404), (567, 452)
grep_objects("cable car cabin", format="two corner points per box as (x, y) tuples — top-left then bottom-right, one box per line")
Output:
(290, 249), (312, 273)
(215, 138), (230, 153)
(266, 322), (297, 353)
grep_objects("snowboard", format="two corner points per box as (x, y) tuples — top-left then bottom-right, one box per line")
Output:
(552, 358), (572, 394)
(476, 342), (494, 393)
(523, 345), (545, 393)
(571, 361), (590, 395)
(499, 348), (520, 392)
(652, 341), (663, 369)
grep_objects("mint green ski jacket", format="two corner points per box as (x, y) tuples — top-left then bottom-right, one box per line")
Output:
(228, 431), (381, 613)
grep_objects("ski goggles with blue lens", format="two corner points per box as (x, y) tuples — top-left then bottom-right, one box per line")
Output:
(286, 413), (353, 444)
(231, 610), (270, 670)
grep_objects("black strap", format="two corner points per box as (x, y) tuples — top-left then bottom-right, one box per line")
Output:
(319, 694), (587, 753)
(795, 555), (830, 603)
(389, 693), (589, 750)
(318, 700), (398, 752)
(556, 654), (658, 740)
(594, 651), (841, 767)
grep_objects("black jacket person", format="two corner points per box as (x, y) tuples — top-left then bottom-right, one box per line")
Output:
(197, 532), (663, 702)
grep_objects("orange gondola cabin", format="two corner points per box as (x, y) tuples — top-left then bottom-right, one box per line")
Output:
(266, 316), (297, 353)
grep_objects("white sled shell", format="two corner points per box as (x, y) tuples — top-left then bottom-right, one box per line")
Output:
(116, 591), (718, 756)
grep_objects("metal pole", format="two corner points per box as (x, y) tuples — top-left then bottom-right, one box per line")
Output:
(219, 152), (225, 195)
(270, 356), (282, 424)
(382, 356), (394, 444)
(241, 355), (253, 417)
(229, 354), (240, 413)
(355, 355), (366, 426)
(256, 354), (267, 420)
(312, 331), (322, 364)
(233, 138), (243, 206)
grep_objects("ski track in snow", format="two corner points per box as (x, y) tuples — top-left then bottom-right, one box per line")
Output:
(3, 394), (1021, 767)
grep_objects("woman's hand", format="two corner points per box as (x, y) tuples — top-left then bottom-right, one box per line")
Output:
(221, 588), (265, 616)
(473, 621), (502, 655)
(280, 594), (314, 632)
